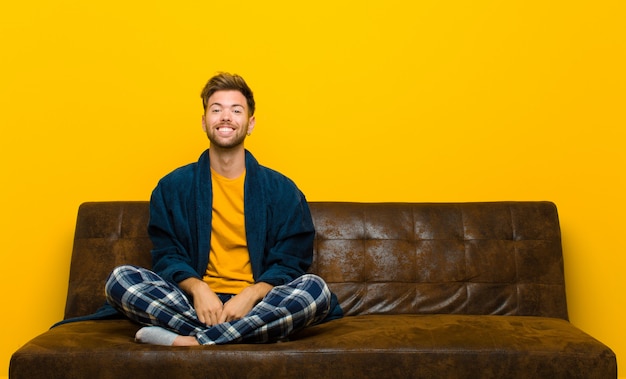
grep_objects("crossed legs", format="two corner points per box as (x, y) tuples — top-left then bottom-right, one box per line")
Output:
(105, 265), (331, 346)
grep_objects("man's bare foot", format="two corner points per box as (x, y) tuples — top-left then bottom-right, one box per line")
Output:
(172, 335), (200, 346)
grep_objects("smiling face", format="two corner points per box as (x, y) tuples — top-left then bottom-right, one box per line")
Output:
(202, 90), (256, 150)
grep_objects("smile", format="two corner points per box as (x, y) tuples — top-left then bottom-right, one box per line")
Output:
(216, 126), (237, 136)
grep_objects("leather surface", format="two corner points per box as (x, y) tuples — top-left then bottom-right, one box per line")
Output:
(11, 316), (616, 378)
(10, 201), (617, 378)
(309, 202), (567, 319)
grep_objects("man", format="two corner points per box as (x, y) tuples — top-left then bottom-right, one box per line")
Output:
(105, 73), (342, 346)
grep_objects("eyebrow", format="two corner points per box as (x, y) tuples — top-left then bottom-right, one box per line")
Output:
(209, 102), (245, 108)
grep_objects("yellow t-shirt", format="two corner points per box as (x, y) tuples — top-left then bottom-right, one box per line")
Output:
(203, 168), (254, 294)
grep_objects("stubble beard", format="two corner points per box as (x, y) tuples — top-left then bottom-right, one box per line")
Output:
(207, 128), (248, 150)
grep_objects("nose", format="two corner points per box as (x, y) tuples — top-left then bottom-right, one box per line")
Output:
(221, 109), (232, 121)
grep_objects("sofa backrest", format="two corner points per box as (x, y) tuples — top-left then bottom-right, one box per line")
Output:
(309, 202), (567, 320)
(64, 201), (568, 321)
(64, 202), (152, 320)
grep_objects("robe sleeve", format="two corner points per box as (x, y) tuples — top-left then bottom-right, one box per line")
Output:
(254, 184), (315, 286)
(148, 181), (202, 285)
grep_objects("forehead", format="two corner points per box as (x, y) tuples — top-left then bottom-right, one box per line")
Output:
(208, 90), (247, 108)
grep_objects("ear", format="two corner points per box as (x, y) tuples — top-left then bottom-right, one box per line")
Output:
(201, 114), (208, 133)
(247, 116), (256, 135)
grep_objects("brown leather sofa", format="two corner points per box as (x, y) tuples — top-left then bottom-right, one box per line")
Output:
(11, 201), (617, 378)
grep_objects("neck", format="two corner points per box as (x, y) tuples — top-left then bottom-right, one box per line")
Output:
(209, 146), (246, 179)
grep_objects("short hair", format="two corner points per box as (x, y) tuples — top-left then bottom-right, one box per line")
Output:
(200, 73), (255, 116)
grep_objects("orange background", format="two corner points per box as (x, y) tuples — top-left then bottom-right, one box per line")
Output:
(1, 1), (624, 377)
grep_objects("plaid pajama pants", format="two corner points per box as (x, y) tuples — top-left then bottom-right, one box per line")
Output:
(104, 265), (331, 345)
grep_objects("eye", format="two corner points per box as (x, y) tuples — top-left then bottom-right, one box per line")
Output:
(233, 109), (242, 114)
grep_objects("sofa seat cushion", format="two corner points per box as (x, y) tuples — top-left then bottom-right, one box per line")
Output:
(11, 315), (615, 379)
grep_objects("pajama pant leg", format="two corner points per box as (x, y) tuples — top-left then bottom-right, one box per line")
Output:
(104, 265), (206, 337)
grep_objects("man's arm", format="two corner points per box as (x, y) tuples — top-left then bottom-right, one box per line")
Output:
(148, 182), (203, 285)
(255, 191), (315, 286)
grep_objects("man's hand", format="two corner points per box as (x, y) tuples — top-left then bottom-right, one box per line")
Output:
(218, 282), (273, 323)
(179, 277), (224, 326)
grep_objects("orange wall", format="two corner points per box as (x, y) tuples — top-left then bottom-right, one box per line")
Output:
(1, 1), (624, 377)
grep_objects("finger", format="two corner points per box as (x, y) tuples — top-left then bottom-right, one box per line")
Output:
(198, 308), (214, 326)
(197, 311), (206, 325)
(214, 308), (225, 325)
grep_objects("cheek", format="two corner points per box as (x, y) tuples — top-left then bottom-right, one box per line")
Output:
(238, 116), (251, 126)
(205, 114), (220, 125)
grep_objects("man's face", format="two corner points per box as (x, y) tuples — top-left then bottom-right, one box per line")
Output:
(202, 90), (255, 149)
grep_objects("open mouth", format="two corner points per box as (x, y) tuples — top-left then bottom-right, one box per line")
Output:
(217, 126), (235, 132)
